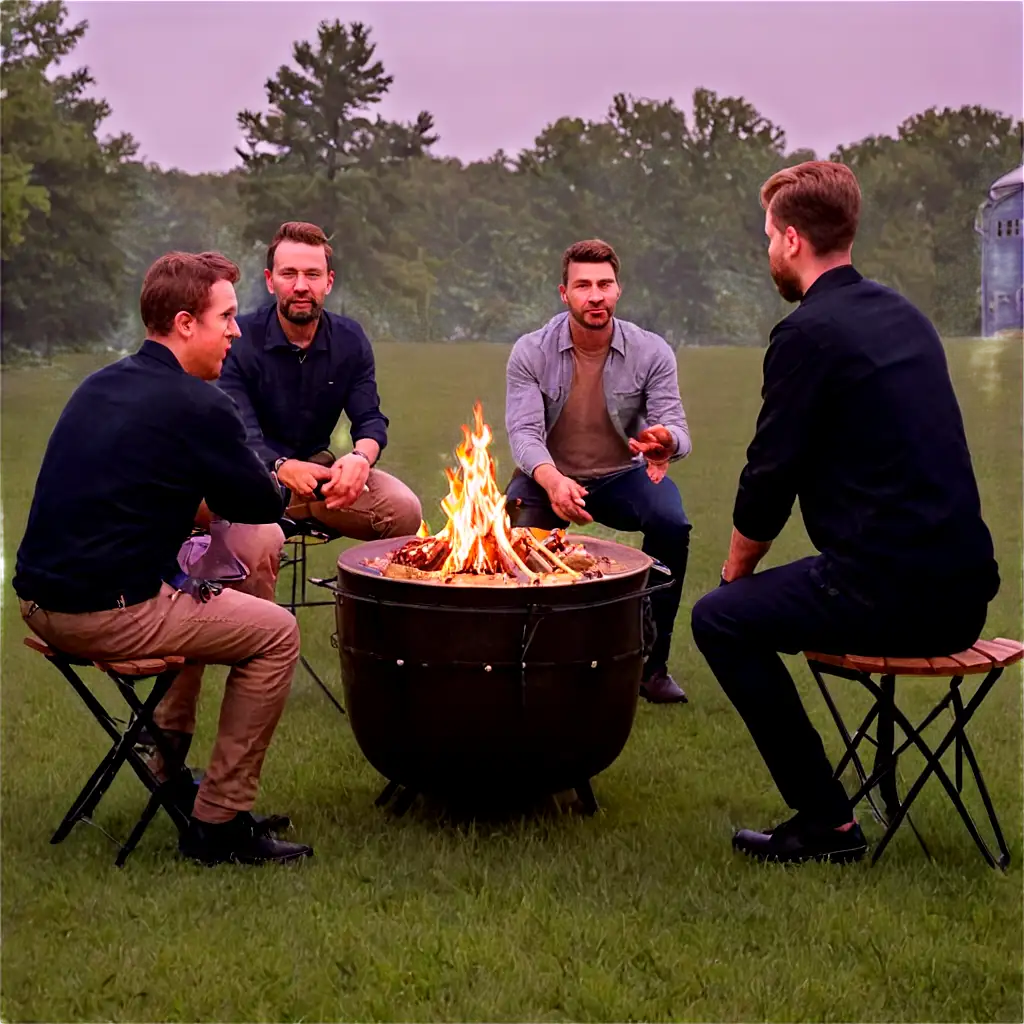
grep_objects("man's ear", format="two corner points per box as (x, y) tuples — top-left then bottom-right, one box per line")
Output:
(264, 269), (274, 294)
(325, 270), (335, 296)
(173, 310), (194, 337)
(558, 284), (568, 307)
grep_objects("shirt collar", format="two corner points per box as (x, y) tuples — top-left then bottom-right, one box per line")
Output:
(556, 313), (626, 356)
(802, 264), (863, 301)
(264, 304), (331, 353)
(138, 339), (186, 373)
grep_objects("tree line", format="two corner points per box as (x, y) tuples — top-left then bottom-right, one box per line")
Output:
(2, 1), (1022, 358)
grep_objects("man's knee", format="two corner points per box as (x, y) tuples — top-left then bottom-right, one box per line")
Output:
(262, 604), (301, 663)
(379, 479), (423, 538)
(690, 587), (732, 647)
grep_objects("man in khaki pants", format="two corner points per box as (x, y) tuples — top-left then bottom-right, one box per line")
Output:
(14, 251), (313, 866)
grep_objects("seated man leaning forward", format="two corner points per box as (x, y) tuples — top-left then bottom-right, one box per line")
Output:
(505, 238), (693, 704)
(218, 220), (422, 544)
(13, 251), (312, 866)
(691, 161), (1001, 865)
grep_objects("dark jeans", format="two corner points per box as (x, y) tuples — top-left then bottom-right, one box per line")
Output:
(690, 555), (990, 825)
(506, 466), (691, 678)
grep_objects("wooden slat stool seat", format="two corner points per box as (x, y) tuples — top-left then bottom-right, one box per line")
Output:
(24, 636), (193, 866)
(804, 637), (1023, 869)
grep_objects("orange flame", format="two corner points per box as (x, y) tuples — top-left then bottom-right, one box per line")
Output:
(425, 402), (523, 576)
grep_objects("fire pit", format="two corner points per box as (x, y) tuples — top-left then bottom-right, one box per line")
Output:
(322, 404), (666, 813)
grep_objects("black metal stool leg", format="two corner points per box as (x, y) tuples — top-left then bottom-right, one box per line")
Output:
(868, 669), (1003, 867)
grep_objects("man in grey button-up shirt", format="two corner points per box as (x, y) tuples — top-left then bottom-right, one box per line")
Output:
(504, 239), (693, 704)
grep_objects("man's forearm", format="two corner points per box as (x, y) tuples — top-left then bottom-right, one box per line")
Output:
(722, 527), (772, 582)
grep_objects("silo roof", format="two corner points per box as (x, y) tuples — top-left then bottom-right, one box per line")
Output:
(989, 164), (1024, 201)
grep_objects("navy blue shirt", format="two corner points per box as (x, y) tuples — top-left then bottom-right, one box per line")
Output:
(13, 341), (285, 613)
(218, 304), (390, 469)
(734, 265), (999, 602)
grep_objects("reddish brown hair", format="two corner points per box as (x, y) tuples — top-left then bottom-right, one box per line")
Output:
(760, 161), (861, 255)
(266, 221), (334, 273)
(561, 238), (620, 286)
(140, 251), (240, 336)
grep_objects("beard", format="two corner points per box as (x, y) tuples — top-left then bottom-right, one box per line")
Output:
(569, 303), (614, 331)
(279, 296), (322, 325)
(769, 256), (804, 303)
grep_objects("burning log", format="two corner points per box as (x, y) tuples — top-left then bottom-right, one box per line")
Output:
(365, 403), (602, 586)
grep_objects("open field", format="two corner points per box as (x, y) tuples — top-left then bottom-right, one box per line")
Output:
(2, 339), (1021, 1022)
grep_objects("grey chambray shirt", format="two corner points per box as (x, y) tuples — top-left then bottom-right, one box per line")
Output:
(505, 312), (692, 479)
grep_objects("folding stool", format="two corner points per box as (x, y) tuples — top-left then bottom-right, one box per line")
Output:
(24, 637), (193, 866)
(278, 514), (347, 716)
(804, 636), (1023, 869)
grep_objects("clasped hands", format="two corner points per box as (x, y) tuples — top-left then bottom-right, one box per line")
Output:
(276, 453), (370, 510)
(536, 424), (676, 525)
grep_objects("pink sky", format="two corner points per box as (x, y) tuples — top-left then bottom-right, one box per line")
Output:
(64, 1), (1023, 173)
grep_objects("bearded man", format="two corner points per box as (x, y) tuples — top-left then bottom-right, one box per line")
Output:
(691, 161), (1000, 865)
(218, 221), (422, 541)
(504, 239), (693, 704)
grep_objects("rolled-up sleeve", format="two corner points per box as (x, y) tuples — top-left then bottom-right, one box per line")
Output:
(644, 342), (692, 461)
(733, 325), (824, 542)
(505, 340), (553, 477)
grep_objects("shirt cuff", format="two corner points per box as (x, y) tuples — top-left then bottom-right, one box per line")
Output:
(518, 442), (556, 479)
(666, 425), (691, 462)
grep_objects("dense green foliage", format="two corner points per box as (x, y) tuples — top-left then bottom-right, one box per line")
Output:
(2, 6), (1021, 356)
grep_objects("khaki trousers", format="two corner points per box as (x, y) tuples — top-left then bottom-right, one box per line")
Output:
(158, 468), (420, 752)
(285, 467), (423, 541)
(20, 571), (299, 824)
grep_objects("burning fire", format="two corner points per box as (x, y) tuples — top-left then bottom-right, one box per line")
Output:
(367, 402), (603, 585)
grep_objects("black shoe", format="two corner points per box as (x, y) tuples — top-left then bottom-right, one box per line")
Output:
(178, 813), (313, 866)
(732, 813), (868, 865)
(639, 669), (688, 704)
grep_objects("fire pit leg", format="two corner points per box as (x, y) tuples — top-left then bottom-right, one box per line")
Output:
(575, 779), (600, 816)
(374, 779), (400, 808)
(391, 785), (419, 817)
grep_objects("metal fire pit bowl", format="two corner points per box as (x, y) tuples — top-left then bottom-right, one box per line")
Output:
(328, 535), (660, 814)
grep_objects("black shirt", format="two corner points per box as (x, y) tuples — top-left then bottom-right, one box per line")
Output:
(218, 304), (390, 469)
(13, 341), (285, 613)
(734, 265), (999, 601)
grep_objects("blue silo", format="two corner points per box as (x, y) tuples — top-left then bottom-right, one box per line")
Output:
(975, 164), (1023, 336)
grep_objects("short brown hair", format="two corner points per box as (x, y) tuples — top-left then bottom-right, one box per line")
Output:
(561, 239), (620, 286)
(266, 221), (334, 273)
(140, 251), (240, 336)
(760, 161), (861, 255)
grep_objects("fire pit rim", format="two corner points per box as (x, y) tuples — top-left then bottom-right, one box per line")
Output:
(336, 533), (655, 589)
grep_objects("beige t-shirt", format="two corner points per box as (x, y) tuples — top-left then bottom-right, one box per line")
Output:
(546, 344), (634, 480)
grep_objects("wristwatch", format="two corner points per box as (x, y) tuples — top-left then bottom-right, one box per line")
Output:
(350, 449), (373, 466)
(273, 456), (289, 473)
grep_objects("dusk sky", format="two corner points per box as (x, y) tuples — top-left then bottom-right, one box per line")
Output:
(63, 1), (1023, 174)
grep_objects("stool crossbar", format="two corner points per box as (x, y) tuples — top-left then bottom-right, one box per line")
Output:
(24, 637), (193, 866)
(805, 636), (1023, 869)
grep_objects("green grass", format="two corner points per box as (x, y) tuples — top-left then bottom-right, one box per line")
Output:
(2, 339), (1021, 1022)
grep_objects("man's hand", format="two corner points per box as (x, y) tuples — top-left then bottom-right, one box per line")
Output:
(276, 459), (333, 499)
(533, 464), (593, 525)
(629, 425), (676, 483)
(321, 453), (371, 510)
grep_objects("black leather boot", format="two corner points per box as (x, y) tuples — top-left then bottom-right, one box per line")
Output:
(178, 812), (313, 866)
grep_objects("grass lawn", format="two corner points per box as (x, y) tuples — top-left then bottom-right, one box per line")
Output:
(1, 338), (1021, 1022)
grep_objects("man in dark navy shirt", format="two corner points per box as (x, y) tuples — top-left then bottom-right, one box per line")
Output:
(691, 161), (1000, 865)
(217, 221), (421, 555)
(15, 252), (313, 866)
